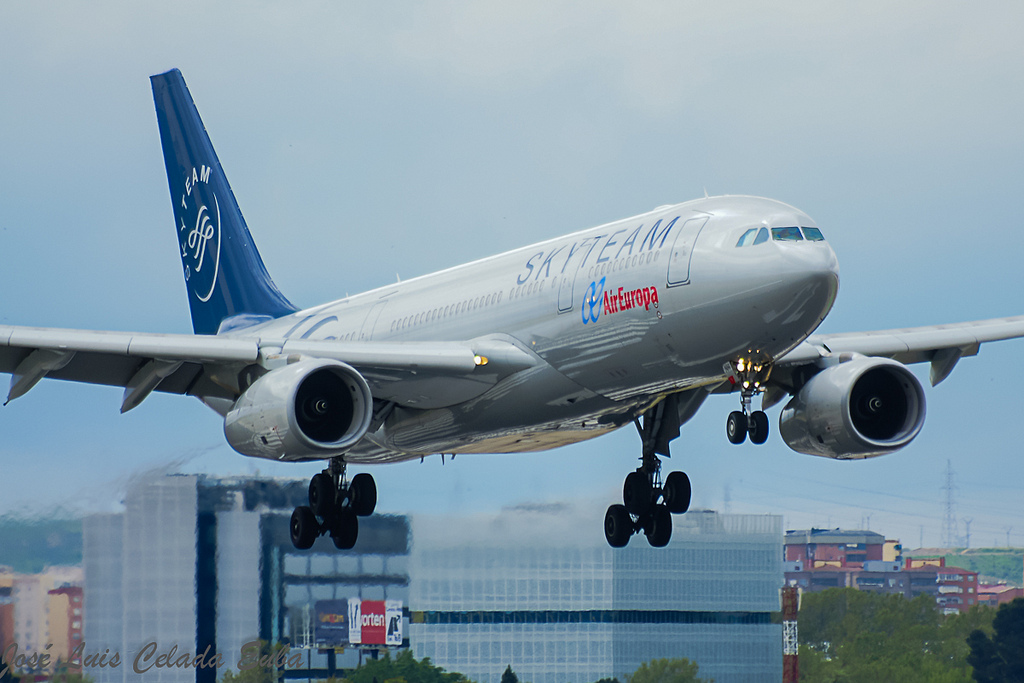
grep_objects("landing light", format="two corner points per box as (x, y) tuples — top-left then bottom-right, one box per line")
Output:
(474, 355), (489, 367)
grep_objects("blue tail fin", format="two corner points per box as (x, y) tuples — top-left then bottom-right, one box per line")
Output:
(151, 69), (298, 335)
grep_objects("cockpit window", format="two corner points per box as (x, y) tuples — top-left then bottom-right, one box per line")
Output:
(736, 227), (771, 247)
(736, 229), (758, 247)
(772, 227), (803, 242)
(802, 227), (825, 241)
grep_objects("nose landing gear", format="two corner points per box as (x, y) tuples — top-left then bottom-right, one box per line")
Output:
(726, 355), (772, 445)
(290, 457), (377, 550)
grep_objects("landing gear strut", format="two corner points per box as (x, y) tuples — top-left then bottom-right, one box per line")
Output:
(290, 457), (377, 550)
(726, 356), (772, 445)
(605, 396), (691, 549)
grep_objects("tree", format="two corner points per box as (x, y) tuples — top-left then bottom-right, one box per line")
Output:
(967, 597), (1024, 682)
(798, 588), (995, 683)
(343, 650), (466, 683)
(625, 658), (709, 683)
(500, 665), (518, 683)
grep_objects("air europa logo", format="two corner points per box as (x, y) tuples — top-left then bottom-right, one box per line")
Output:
(604, 284), (659, 315)
(178, 164), (221, 303)
(582, 278), (660, 324)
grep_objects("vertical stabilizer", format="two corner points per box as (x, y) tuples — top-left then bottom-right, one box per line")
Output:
(151, 69), (297, 335)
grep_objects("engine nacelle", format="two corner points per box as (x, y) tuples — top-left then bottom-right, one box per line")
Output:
(779, 356), (926, 459)
(224, 359), (373, 461)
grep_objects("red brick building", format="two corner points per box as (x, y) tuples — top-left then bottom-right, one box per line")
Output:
(785, 529), (886, 568)
(784, 530), (979, 614)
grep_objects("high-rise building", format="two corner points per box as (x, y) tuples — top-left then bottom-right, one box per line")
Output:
(84, 475), (783, 683)
(46, 586), (84, 670)
(4, 565), (83, 675)
(82, 474), (408, 683)
(409, 506), (783, 683)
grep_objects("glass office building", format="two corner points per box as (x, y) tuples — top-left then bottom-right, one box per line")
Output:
(409, 507), (782, 683)
(82, 474), (409, 682)
(84, 476), (781, 683)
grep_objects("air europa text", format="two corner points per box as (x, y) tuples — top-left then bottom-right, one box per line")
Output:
(604, 285), (659, 315)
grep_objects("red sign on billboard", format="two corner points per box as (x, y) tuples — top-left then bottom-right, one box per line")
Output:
(360, 600), (387, 645)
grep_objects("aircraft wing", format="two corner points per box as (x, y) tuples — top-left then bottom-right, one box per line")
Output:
(776, 315), (1024, 386)
(0, 325), (537, 412)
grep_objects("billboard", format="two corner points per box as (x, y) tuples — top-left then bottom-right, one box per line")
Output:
(314, 599), (350, 647)
(347, 598), (403, 646)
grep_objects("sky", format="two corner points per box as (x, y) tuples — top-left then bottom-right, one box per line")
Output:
(1, 2), (1023, 551)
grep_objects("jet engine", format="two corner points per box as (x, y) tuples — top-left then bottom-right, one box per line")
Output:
(224, 358), (373, 460)
(779, 356), (926, 459)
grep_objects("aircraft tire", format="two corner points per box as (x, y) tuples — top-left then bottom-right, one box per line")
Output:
(727, 411), (748, 444)
(623, 471), (653, 515)
(350, 472), (377, 517)
(290, 506), (318, 550)
(308, 472), (334, 517)
(663, 471), (691, 514)
(331, 508), (359, 550)
(604, 504), (632, 548)
(645, 504), (672, 548)
(749, 411), (769, 445)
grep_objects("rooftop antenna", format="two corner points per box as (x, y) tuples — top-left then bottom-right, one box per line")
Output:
(703, 187), (710, 198)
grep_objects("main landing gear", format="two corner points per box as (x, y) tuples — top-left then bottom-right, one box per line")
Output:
(726, 356), (772, 446)
(290, 457), (377, 550)
(605, 396), (691, 549)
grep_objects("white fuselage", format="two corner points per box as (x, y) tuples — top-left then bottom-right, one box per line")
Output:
(233, 195), (839, 463)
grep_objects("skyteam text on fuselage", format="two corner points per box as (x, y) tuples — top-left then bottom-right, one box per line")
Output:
(4, 69), (1024, 550)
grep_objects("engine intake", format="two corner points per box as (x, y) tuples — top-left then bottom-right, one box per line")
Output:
(224, 359), (373, 460)
(779, 356), (926, 459)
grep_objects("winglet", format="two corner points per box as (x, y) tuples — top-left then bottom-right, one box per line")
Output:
(151, 69), (298, 335)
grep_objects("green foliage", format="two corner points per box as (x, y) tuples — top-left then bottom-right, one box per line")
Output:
(0, 516), (82, 573)
(966, 597), (1024, 682)
(625, 658), (709, 683)
(220, 641), (292, 683)
(341, 650), (466, 683)
(501, 665), (518, 683)
(798, 588), (997, 683)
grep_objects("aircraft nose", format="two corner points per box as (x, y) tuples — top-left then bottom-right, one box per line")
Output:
(782, 241), (840, 316)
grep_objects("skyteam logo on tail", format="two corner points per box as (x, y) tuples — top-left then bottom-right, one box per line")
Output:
(178, 165), (221, 303)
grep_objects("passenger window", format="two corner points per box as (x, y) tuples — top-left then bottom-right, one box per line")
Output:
(771, 227), (803, 242)
(803, 227), (825, 241)
(753, 227), (769, 245)
(736, 229), (758, 247)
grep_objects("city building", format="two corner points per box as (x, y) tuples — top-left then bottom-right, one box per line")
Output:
(784, 529), (886, 568)
(409, 506), (783, 683)
(47, 586), (84, 669)
(0, 572), (13, 657)
(977, 582), (1024, 607)
(83, 474), (408, 683)
(784, 530), (979, 614)
(0, 565), (83, 674)
(82, 473), (784, 683)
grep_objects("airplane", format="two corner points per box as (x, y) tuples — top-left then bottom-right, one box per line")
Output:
(3, 68), (1024, 551)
